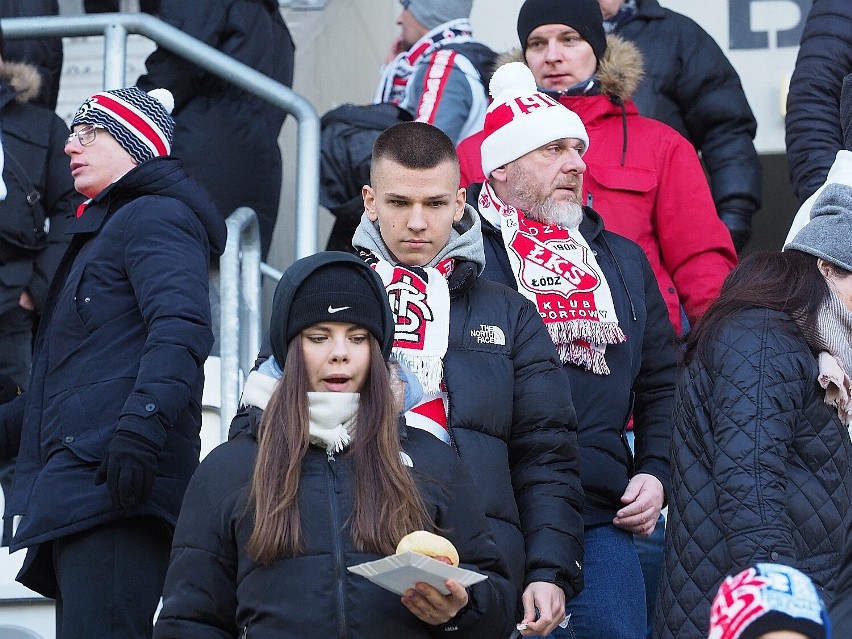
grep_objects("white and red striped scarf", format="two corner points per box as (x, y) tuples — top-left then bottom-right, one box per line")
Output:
(374, 19), (474, 108)
(480, 181), (625, 374)
(368, 257), (454, 444)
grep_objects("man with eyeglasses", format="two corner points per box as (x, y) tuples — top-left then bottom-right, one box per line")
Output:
(0, 85), (226, 639)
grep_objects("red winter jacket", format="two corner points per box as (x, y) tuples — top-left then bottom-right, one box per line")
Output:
(459, 37), (737, 334)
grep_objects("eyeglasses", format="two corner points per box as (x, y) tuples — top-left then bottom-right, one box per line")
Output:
(66, 125), (104, 147)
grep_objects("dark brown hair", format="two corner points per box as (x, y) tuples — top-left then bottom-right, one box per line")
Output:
(371, 121), (459, 185)
(686, 250), (829, 365)
(247, 335), (430, 565)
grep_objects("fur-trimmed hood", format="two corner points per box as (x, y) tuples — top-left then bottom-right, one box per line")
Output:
(0, 62), (42, 105)
(496, 34), (644, 102)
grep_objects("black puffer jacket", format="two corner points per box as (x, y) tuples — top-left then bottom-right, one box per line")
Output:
(653, 308), (852, 639)
(154, 415), (516, 639)
(479, 207), (679, 527)
(612, 0), (761, 247)
(785, 0), (852, 203)
(352, 208), (584, 601)
(137, 0), (294, 258)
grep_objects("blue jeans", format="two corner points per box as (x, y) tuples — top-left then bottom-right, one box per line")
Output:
(547, 524), (646, 639)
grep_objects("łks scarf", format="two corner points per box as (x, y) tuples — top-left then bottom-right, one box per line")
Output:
(373, 18), (474, 107)
(480, 181), (625, 374)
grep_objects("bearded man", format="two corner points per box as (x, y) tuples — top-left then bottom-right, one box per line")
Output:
(474, 61), (680, 639)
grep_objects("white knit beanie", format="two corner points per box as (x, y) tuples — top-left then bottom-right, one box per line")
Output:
(480, 62), (589, 178)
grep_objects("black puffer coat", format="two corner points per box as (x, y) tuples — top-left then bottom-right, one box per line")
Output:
(785, 0), (852, 203)
(137, 0), (294, 258)
(479, 207), (679, 528)
(612, 0), (761, 245)
(653, 308), (852, 639)
(154, 417), (516, 639)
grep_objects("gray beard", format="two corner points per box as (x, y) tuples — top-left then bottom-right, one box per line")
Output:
(528, 199), (584, 229)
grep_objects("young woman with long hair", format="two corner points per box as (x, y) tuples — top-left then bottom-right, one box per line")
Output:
(153, 252), (515, 639)
(653, 184), (852, 639)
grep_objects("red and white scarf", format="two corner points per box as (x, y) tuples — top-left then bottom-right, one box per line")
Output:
(480, 181), (625, 374)
(370, 256), (454, 444)
(374, 19), (474, 107)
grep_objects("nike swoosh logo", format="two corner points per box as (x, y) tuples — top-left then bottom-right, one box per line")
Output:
(328, 305), (350, 314)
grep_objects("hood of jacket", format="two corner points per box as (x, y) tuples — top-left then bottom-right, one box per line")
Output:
(0, 62), (42, 109)
(80, 156), (228, 258)
(497, 34), (644, 103)
(268, 251), (396, 365)
(351, 203), (486, 274)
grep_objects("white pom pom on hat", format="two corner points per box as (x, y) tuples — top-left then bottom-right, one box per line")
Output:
(480, 62), (590, 178)
(148, 88), (175, 115)
(489, 62), (538, 101)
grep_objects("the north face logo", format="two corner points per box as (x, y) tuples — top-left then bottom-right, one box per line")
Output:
(471, 324), (505, 345)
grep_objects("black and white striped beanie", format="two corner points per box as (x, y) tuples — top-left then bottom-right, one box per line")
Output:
(71, 86), (175, 165)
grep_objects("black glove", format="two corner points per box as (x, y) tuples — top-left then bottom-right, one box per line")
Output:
(95, 430), (161, 509)
(719, 208), (753, 253)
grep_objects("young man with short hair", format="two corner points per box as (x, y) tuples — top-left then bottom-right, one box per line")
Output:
(353, 121), (584, 637)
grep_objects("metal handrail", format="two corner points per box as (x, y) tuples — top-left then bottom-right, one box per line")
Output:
(1, 13), (320, 260)
(220, 208), (263, 439)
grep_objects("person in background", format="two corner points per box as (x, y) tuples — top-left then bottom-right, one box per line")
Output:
(353, 121), (584, 637)
(785, 72), (852, 244)
(654, 184), (852, 639)
(154, 251), (516, 639)
(458, 0), (737, 337)
(596, 0), (761, 252)
(374, 0), (496, 145)
(475, 60), (679, 639)
(0, 0), (63, 110)
(708, 563), (830, 639)
(0, 37), (82, 537)
(785, 0), (852, 205)
(0, 85), (225, 638)
(137, 0), (294, 260)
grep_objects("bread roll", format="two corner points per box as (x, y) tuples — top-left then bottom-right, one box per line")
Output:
(395, 530), (459, 567)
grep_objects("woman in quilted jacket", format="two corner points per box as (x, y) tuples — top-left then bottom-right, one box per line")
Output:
(653, 183), (852, 639)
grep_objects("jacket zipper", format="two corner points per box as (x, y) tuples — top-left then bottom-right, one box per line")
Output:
(327, 451), (349, 638)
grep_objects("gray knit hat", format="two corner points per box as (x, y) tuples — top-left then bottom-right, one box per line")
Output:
(787, 183), (852, 272)
(71, 86), (175, 165)
(401, 0), (473, 31)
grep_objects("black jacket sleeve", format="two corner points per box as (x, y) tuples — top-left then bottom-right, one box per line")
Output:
(630, 250), (679, 500)
(507, 298), (584, 599)
(785, 0), (852, 203)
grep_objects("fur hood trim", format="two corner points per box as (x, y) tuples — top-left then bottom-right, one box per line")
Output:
(0, 62), (42, 104)
(496, 34), (644, 102)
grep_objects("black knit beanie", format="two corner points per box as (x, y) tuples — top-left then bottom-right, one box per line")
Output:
(517, 0), (607, 62)
(284, 263), (386, 351)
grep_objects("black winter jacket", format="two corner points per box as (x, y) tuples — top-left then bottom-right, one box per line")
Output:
(612, 0), (761, 244)
(154, 418), (516, 639)
(352, 209), (584, 601)
(654, 308), (852, 639)
(137, 0), (294, 258)
(0, 157), (226, 598)
(479, 207), (679, 527)
(785, 0), (852, 203)
(0, 62), (82, 317)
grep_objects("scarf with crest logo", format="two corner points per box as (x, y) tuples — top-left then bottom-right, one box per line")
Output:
(479, 181), (625, 374)
(373, 19), (475, 107)
(359, 249), (454, 444)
